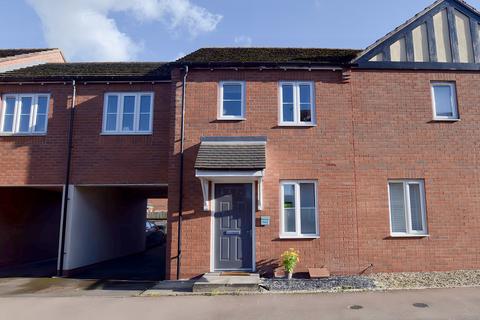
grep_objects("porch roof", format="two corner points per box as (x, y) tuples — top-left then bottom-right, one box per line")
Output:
(194, 137), (267, 170)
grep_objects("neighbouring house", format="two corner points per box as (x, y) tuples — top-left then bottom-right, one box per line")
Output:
(0, 0), (479, 280)
(0, 48), (65, 72)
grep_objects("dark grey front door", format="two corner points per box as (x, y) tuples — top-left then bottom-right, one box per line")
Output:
(214, 183), (253, 271)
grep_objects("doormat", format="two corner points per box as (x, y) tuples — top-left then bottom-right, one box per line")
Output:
(220, 272), (250, 276)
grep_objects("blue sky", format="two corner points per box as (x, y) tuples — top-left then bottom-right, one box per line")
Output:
(1, 0), (480, 62)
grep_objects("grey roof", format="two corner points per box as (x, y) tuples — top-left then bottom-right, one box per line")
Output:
(0, 62), (171, 82)
(354, 0), (480, 62)
(195, 137), (266, 170)
(0, 49), (57, 59)
(177, 48), (361, 66)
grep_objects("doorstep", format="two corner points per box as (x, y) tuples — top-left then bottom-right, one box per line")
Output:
(192, 273), (261, 293)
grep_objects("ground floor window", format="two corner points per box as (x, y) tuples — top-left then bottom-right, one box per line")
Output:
(280, 181), (318, 238)
(388, 180), (428, 236)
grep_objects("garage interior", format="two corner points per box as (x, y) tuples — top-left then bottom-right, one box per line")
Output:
(61, 185), (168, 281)
(0, 186), (62, 278)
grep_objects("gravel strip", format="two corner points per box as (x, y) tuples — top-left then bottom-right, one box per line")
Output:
(261, 270), (480, 292)
(369, 270), (480, 289)
(261, 276), (376, 292)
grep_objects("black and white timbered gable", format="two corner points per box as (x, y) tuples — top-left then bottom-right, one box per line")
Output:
(355, 0), (480, 70)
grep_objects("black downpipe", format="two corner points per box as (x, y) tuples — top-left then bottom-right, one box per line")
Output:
(176, 66), (189, 280)
(57, 80), (77, 277)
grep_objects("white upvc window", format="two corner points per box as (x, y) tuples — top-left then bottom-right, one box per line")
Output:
(388, 180), (428, 237)
(431, 82), (459, 120)
(0, 94), (50, 135)
(102, 92), (154, 134)
(280, 181), (319, 238)
(279, 81), (315, 126)
(218, 81), (245, 120)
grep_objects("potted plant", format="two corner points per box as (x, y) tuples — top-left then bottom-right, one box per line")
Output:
(281, 248), (300, 280)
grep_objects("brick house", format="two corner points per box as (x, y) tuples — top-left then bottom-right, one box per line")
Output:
(1, 0), (480, 280)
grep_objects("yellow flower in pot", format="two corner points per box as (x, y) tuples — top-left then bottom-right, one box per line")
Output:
(281, 248), (300, 280)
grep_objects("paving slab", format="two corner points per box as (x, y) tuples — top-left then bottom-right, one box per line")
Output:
(192, 273), (260, 293)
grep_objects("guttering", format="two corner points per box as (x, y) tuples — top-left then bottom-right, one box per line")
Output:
(176, 65), (189, 280)
(0, 79), (172, 85)
(57, 80), (77, 277)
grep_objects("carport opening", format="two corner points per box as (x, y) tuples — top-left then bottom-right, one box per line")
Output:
(0, 186), (63, 278)
(62, 185), (168, 281)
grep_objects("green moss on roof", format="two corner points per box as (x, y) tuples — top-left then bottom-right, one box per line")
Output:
(177, 48), (362, 65)
(0, 49), (56, 59)
(0, 62), (171, 81)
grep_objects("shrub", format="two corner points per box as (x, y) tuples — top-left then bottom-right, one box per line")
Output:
(281, 248), (300, 274)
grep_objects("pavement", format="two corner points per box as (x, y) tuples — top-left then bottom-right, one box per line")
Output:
(1, 287), (480, 320)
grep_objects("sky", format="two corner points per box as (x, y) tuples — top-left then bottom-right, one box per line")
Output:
(1, 0), (480, 62)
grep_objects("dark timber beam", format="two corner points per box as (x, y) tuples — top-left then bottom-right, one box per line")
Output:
(426, 17), (438, 62)
(447, 6), (460, 63)
(470, 19), (480, 63)
(405, 32), (415, 62)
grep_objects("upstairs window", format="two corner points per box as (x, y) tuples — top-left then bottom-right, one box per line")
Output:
(279, 82), (315, 126)
(218, 81), (245, 120)
(0, 94), (50, 135)
(388, 180), (428, 237)
(431, 82), (459, 120)
(280, 181), (319, 238)
(103, 92), (154, 134)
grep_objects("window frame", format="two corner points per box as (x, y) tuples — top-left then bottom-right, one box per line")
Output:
(278, 81), (316, 126)
(431, 82), (459, 121)
(102, 92), (154, 135)
(0, 93), (50, 135)
(218, 81), (246, 120)
(387, 180), (428, 237)
(279, 180), (319, 239)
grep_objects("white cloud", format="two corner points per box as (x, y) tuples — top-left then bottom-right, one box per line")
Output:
(234, 35), (253, 47)
(26, 0), (222, 61)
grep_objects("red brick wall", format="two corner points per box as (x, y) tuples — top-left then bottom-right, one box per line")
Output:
(351, 70), (480, 273)
(167, 69), (359, 279)
(70, 83), (170, 185)
(0, 82), (171, 186)
(0, 84), (70, 185)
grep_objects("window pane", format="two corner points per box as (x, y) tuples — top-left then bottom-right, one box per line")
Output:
(282, 85), (294, 103)
(139, 114), (150, 131)
(106, 114), (117, 131)
(140, 95), (151, 113)
(123, 96), (135, 113)
(283, 184), (296, 233)
(34, 115), (46, 132)
(222, 101), (242, 117)
(5, 98), (16, 115)
(282, 103), (294, 122)
(37, 96), (48, 114)
(223, 84), (242, 100)
(122, 114), (134, 131)
(433, 85), (454, 117)
(409, 184), (423, 231)
(299, 85), (311, 104)
(300, 183), (316, 234)
(3, 115), (14, 132)
(107, 96), (118, 114)
(3, 98), (16, 132)
(19, 97), (32, 132)
(389, 183), (407, 233)
(300, 103), (312, 122)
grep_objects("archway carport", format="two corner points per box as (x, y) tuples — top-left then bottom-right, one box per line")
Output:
(61, 184), (167, 281)
(0, 185), (63, 278)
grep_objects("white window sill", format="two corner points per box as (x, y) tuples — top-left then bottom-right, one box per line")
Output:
(389, 234), (429, 238)
(0, 133), (47, 137)
(217, 117), (246, 121)
(279, 235), (320, 240)
(101, 132), (153, 136)
(432, 118), (460, 122)
(278, 123), (317, 127)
